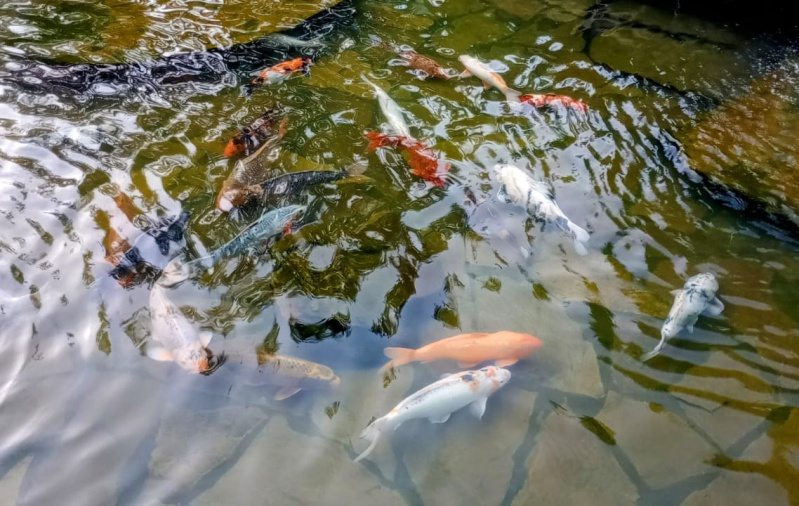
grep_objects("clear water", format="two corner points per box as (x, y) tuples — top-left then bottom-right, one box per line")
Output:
(0, 0), (798, 504)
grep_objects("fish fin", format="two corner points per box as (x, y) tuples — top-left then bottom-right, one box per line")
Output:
(354, 417), (388, 463)
(429, 413), (451, 424)
(229, 207), (241, 222)
(470, 397), (487, 420)
(504, 87), (522, 103)
(642, 334), (668, 361)
(494, 358), (518, 367)
(687, 323), (695, 334)
(497, 186), (509, 203)
(458, 69), (472, 78)
(381, 347), (415, 371)
(671, 289), (682, 296)
(458, 361), (481, 368)
(482, 81), (491, 90)
(146, 345), (174, 362)
(573, 239), (588, 256)
(274, 386), (302, 401)
(702, 298), (724, 316)
(199, 331), (212, 347)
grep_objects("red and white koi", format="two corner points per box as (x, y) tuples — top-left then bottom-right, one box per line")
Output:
(251, 57), (312, 87)
(354, 366), (510, 462)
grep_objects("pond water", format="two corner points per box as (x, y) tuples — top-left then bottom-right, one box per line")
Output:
(0, 0), (798, 504)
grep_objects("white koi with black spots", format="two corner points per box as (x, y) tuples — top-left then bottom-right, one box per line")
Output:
(354, 366), (510, 462)
(494, 163), (590, 255)
(642, 273), (724, 360)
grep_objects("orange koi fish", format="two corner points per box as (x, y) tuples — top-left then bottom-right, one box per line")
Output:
(251, 57), (312, 87)
(520, 93), (588, 112)
(381, 330), (543, 371)
(364, 131), (449, 187)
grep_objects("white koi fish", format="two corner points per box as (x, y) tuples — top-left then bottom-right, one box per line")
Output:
(458, 55), (521, 102)
(494, 163), (590, 255)
(642, 273), (723, 361)
(354, 366), (510, 462)
(361, 76), (412, 138)
(148, 284), (218, 374)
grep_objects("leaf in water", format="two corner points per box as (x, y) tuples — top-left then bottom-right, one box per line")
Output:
(532, 282), (549, 301)
(325, 401), (341, 419)
(483, 277), (502, 292)
(96, 303), (111, 355)
(579, 416), (616, 445)
(10, 264), (24, 284)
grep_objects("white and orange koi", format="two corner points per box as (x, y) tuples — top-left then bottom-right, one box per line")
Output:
(381, 331), (542, 371)
(458, 55), (521, 102)
(354, 366), (511, 462)
(147, 284), (219, 374)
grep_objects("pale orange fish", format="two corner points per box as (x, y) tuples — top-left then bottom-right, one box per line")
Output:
(381, 331), (542, 371)
(520, 93), (588, 112)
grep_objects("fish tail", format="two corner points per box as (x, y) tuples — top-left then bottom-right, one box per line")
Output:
(381, 347), (416, 371)
(365, 131), (403, 151)
(504, 87), (522, 103)
(641, 334), (667, 361)
(354, 417), (388, 463)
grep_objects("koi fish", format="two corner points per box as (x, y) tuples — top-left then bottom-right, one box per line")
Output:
(218, 169), (349, 215)
(108, 212), (190, 281)
(217, 124), (287, 214)
(158, 205), (305, 287)
(381, 331), (542, 371)
(251, 57), (312, 87)
(223, 109), (288, 158)
(361, 76), (412, 138)
(642, 273), (724, 361)
(364, 132), (449, 187)
(398, 49), (453, 80)
(251, 353), (341, 400)
(494, 164), (589, 255)
(458, 55), (521, 102)
(520, 93), (588, 112)
(354, 366), (511, 462)
(148, 284), (221, 374)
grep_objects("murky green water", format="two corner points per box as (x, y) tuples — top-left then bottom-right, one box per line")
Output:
(1, 0), (798, 504)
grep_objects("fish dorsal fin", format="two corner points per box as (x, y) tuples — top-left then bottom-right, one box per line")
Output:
(147, 345), (174, 362)
(429, 413), (451, 424)
(274, 385), (302, 401)
(199, 331), (213, 347)
(470, 397), (488, 420)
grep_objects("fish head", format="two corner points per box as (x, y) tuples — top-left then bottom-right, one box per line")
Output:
(173, 344), (219, 375)
(515, 332), (544, 356)
(686, 273), (718, 298)
(158, 258), (189, 288)
(458, 55), (478, 69)
(478, 365), (512, 391)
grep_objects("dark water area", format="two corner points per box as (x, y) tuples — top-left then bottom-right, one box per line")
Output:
(0, 0), (798, 504)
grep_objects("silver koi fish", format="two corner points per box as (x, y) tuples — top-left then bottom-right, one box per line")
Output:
(158, 204), (305, 287)
(458, 55), (521, 102)
(361, 76), (412, 138)
(642, 273), (724, 360)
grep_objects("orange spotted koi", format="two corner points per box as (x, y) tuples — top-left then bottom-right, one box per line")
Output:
(251, 57), (312, 87)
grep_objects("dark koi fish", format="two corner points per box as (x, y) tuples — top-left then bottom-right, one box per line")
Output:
(520, 93), (588, 112)
(1, 0), (354, 99)
(364, 131), (449, 187)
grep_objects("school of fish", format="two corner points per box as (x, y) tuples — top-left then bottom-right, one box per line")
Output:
(89, 30), (728, 471)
